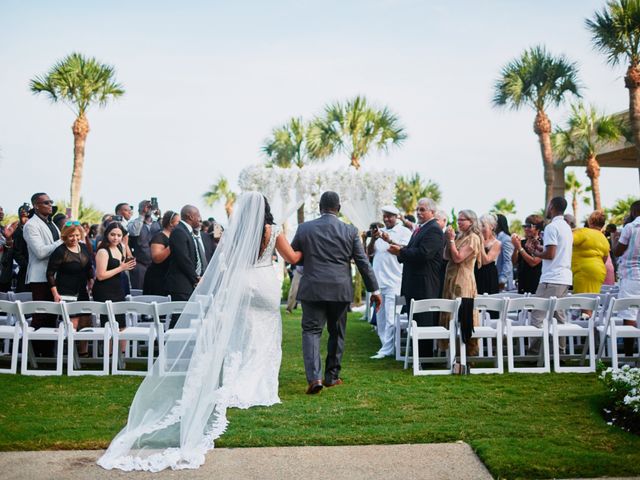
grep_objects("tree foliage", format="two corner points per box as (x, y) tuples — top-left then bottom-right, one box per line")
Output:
(395, 174), (442, 215)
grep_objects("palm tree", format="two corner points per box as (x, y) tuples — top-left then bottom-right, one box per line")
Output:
(307, 96), (407, 169)
(394, 174), (442, 215)
(493, 45), (581, 204)
(54, 198), (105, 225)
(30, 52), (124, 218)
(490, 198), (517, 217)
(564, 171), (591, 219)
(607, 195), (639, 224)
(203, 176), (236, 218)
(262, 117), (316, 224)
(552, 102), (626, 210)
(586, 0), (640, 182)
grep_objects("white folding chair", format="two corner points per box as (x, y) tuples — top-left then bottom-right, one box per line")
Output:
(154, 301), (203, 375)
(129, 289), (143, 297)
(19, 301), (66, 376)
(505, 297), (553, 373)
(552, 296), (597, 373)
(62, 302), (112, 376)
(12, 292), (33, 302)
(0, 301), (22, 374)
(123, 294), (171, 356)
(107, 301), (159, 375)
(404, 298), (459, 376)
(597, 296), (640, 369)
(485, 292), (528, 355)
(394, 295), (408, 361)
(459, 297), (506, 374)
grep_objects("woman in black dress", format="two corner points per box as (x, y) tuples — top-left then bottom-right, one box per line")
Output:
(92, 222), (136, 340)
(510, 214), (544, 294)
(474, 213), (501, 295)
(143, 210), (180, 295)
(47, 221), (95, 355)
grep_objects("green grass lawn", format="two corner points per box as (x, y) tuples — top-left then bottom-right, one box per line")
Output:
(1, 308), (639, 479)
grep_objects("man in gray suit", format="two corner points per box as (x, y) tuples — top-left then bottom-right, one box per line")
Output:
(291, 191), (381, 394)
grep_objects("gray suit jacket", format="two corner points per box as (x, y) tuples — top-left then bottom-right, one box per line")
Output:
(23, 214), (62, 284)
(291, 214), (378, 302)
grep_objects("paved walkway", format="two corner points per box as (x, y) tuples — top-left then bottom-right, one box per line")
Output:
(0, 443), (492, 480)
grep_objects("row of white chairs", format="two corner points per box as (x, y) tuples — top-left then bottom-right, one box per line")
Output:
(395, 294), (640, 376)
(0, 299), (204, 376)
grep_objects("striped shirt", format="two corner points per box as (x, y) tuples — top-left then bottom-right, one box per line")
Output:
(619, 217), (640, 281)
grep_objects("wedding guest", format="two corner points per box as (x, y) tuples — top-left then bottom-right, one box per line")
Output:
(388, 198), (444, 358)
(93, 222), (136, 333)
(613, 200), (640, 357)
(114, 202), (133, 228)
(529, 197), (573, 355)
(194, 221), (215, 262)
(368, 205), (412, 359)
(441, 209), (482, 355)
(474, 213), (501, 296)
(143, 211), (180, 295)
(128, 200), (161, 289)
(564, 213), (577, 230)
(0, 206), (18, 292)
(510, 214), (543, 294)
(495, 214), (514, 291)
(47, 221), (94, 356)
(23, 193), (63, 356)
(53, 212), (68, 231)
(10, 205), (31, 292)
(166, 205), (203, 327)
(434, 210), (448, 231)
(571, 210), (610, 294)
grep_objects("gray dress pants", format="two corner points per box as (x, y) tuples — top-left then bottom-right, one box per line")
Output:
(301, 301), (350, 383)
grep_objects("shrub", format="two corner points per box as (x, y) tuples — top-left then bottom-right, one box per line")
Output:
(599, 363), (640, 434)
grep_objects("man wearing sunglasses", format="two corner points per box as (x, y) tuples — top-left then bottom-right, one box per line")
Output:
(23, 192), (63, 356)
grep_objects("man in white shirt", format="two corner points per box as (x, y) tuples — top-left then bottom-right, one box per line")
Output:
(368, 205), (412, 358)
(614, 200), (640, 357)
(529, 197), (573, 354)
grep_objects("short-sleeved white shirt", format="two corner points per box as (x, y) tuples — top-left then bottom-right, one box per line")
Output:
(372, 222), (412, 292)
(619, 217), (640, 281)
(540, 215), (573, 285)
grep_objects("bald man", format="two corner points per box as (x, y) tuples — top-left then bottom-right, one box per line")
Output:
(165, 205), (203, 327)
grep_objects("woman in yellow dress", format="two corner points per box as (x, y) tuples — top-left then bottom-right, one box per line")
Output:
(572, 210), (610, 294)
(440, 209), (483, 355)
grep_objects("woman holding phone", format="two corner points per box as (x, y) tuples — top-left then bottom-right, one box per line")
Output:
(92, 222), (135, 332)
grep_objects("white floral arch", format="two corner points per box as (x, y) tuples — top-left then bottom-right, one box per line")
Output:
(238, 165), (397, 230)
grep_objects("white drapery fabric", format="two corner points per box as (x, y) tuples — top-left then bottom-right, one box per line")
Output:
(238, 165), (396, 230)
(98, 193), (267, 472)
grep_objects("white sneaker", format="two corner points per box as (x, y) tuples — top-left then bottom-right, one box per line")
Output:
(370, 353), (386, 359)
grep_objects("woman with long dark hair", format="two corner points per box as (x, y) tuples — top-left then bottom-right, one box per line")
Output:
(143, 210), (180, 295)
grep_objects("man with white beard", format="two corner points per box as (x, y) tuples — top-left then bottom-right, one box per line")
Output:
(368, 205), (412, 359)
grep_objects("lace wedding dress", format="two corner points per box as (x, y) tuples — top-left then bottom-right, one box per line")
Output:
(224, 225), (282, 409)
(98, 192), (283, 472)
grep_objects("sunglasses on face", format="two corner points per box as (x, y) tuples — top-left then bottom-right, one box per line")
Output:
(524, 223), (538, 228)
(65, 220), (81, 227)
(39, 200), (53, 205)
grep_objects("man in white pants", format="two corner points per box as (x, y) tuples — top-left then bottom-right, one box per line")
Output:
(615, 200), (640, 357)
(368, 205), (412, 359)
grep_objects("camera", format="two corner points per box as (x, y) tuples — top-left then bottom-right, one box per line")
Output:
(112, 215), (123, 222)
(150, 197), (159, 210)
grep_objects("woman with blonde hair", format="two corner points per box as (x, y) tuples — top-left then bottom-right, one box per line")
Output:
(571, 210), (610, 294)
(46, 221), (94, 355)
(475, 213), (501, 296)
(440, 209), (483, 355)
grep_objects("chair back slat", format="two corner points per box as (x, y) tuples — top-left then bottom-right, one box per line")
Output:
(505, 297), (553, 312)
(554, 296), (599, 312)
(19, 301), (65, 316)
(108, 301), (157, 316)
(409, 298), (458, 317)
(473, 297), (506, 313)
(63, 301), (110, 317)
(611, 297), (640, 313)
(0, 300), (21, 315)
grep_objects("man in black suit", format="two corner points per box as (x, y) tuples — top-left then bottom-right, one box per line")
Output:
(388, 197), (444, 357)
(166, 205), (203, 328)
(291, 191), (382, 394)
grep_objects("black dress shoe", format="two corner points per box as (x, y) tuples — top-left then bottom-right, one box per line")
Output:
(305, 380), (323, 395)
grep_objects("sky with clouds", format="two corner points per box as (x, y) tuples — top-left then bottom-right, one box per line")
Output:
(1, 0), (638, 224)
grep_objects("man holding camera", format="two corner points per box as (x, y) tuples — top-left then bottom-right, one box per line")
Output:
(128, 199), (161, 290)
(367, 205), (412, 359)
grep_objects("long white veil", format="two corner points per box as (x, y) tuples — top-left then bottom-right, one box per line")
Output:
(98, 192), (266, 472)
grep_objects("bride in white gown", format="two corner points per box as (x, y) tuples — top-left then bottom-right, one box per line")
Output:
(98, 192), (302, 472)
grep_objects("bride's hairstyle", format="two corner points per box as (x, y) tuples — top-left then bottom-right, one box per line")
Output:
(260, 196), (275, 255)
